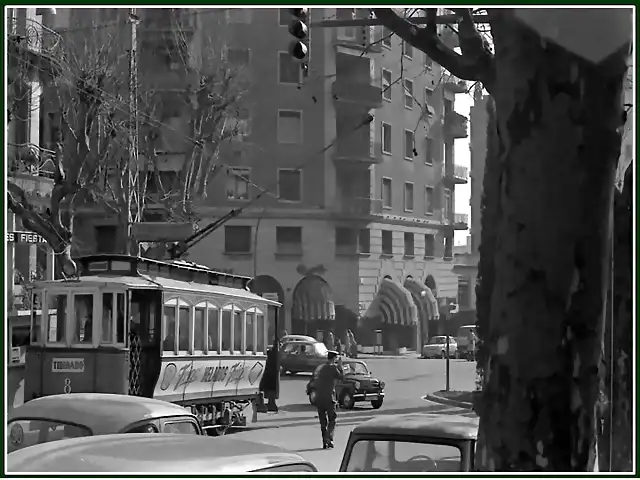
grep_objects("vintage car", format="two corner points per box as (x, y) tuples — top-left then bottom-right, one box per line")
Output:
(306, 359), (385, 409)
(280, 334), (317, 344)
(7, 433), (319, 473)
(280, 339), (329, 375)
(422, 336), (458, 359)
(339, 413), (478, 472)
(7, 393), (203, 452)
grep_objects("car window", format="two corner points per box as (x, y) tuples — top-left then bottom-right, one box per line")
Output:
(314, 342), (328, 356)
(344, 362), (369, 375)
(8, 419), (91, 453)
(256, 463), (317, 472)
(430, 337), (445, 344)
(162, 420), (199, 435)
(283, 343), (299, 354)
(345, 440), (462, 472)
(125, 423), (159, 433)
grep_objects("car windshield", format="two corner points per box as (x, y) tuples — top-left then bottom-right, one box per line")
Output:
(7, 419), (91, 453)
(314, 342), (328, 356)
(430, 336), (446, 344)
(344, 362), (369, 375)
(344, 440), (462, 472)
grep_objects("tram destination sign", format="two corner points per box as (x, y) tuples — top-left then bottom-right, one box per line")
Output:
(7, 231), (47, 244)
(51, 358), (85, 373)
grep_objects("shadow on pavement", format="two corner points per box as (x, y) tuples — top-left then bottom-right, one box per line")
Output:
(279, 403), (317, 413)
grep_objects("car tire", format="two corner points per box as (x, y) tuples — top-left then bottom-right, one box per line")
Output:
(371, 398), (384, 409)
(340, 391), (355, 410)
(308, 390), (317, 406)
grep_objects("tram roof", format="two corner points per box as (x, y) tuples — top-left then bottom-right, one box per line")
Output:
(32, 275), (282, 307)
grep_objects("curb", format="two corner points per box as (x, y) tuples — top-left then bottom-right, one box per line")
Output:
(423, 393), (474, 410)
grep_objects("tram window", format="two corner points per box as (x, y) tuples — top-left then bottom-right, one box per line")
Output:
(163, 306), (176, 352)
(102, 293), (114, 343)
(233, 311), (242, 352)
(221, 310), (231, 351)
(116, 293), (125, 344)
(256, 313), (265, 353)
(246, 311), (255, 352)
(74, 294), (94, 343)
(30, 293), (42, 344)
(47, 294), (67, 343)
(178, 306), (190, 351)
(194, 307), (205, 352)
(207, 308), (219, 353)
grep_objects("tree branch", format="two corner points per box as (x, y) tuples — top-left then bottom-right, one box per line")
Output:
(372, 8), (496, 91)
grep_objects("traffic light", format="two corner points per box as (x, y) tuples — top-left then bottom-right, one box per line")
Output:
(288, 8), (310, 75)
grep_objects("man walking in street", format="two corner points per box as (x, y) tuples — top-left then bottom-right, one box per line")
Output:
(312, 350), (343, 449)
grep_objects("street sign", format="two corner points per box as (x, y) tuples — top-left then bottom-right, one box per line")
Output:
(514, 8), (632, 64)
(131, 222), (195, 242)
(7, 231), (47, 244)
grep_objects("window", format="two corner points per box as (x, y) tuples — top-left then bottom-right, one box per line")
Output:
(278, 8), (289, 26)
(344, 440), (461, 472)
(424, 88), (435, 117)
(404, 130), (414, 160)
(47, 293), (66, 343)
(444, 188), (452, 221)
(335, 227), (356, 255)
(221, 309), (232, 351)
(8, 419), (91, 454)
(404, 182), (414, 212)
(102, 293), (114, 344)
(233, 310), (242, 351)
(381, 230), (393, 255)
(381, 122), (392, 154)
(402, 41), (413, 59)
(425, 187), (434, 215)
(256, 312), (265, 352)
(207, 306), (219, 352)
(227, 48), (250, 66)
(278, 51), (301, 84)
(425, 137), (435, 165)
(224, 225), (252, 253)
(278, 169), (302, 202)
(227, 9), (251, 23)
(74, 294), (93, 344)
(404, 232), (415, 257)
(163, 421), (199, 435)
(163, 305), (176, 352)
(245, 310), (255, 352)
(403, 79), (413, 109)
(194, 307), (205, 352)
(178, 306), (189, 351)
(381, 177), (392, 209)
(425, 234), (435, 257)
(226, 167), (250, 200)
(116, 294), (125, 344)
(381, 69), (392, 101)
(359, 229), (371, 254)
(276, 226), (303, 255)
(277, 110), (303, 144)
(382, 26), (392, 48)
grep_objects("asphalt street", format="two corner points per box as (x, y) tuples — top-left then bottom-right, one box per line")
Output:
(233, 357), (478, 471)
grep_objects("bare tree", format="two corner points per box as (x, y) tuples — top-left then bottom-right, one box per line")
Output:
(373, 7), (631, 472)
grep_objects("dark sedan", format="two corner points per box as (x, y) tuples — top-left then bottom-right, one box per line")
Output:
(306, 359), (385, 410)
(280, 340), (329, 375)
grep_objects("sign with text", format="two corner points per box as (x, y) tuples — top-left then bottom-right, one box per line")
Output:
(7, 231), (47, 244)
(51, 358), (85, 373)
(153, 356), (266, 403)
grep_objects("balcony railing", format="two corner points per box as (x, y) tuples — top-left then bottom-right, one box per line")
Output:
(443, 163), (469, 185)
(331, 197), (383, 218)
(454, 213), (469, 230)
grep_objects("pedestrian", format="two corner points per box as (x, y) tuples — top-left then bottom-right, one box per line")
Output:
(259, 343), (280, 413)
(335, 337), (342, 355)
(325, 331), (335, 351)
(312, 350), (344, 449)
(348, 330), (358, 358)
(343, 330), (352, 358)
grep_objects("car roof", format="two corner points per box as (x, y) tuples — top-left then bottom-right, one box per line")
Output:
(282, 335), (316, 341)
(351, 414), (478, 441)
(459, 325), (476, 329)
(7, 433), (317, 473)
(9, 394), (195, 434)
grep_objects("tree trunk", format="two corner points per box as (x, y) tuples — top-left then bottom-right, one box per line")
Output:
(475, 17), (628, 471)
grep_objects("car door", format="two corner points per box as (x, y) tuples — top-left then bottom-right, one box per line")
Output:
(281, 342), (299, 371)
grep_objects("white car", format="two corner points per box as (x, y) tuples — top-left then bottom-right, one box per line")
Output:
(422, 336), (457, 359)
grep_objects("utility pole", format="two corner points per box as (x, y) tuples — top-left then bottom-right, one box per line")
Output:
(127, 8), (140, 255)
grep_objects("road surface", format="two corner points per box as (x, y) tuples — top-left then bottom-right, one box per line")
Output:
(234, 357), (478, 471)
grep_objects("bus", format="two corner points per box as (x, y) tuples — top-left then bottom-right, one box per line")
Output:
(24, 254), (281, 435)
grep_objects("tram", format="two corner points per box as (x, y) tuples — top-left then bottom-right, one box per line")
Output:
(24, 254), (280, 435)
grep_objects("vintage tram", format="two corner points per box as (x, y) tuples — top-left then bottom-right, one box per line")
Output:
(24, 254), (280, 435)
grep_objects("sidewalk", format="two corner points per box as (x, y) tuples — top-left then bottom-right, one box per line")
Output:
(357, 350), (419, 360)
(423, 390), (475, 410)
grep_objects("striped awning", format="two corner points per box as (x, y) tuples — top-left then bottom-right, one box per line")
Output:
(365, 279), (417, 326)
(291, 275), (336, 321)
(403, 278), (440, 322)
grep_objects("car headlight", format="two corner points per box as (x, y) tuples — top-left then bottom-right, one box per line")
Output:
(354, 381), (361, 390)
(380, 381), (385, 389)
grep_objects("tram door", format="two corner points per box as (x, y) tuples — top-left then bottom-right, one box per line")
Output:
(128, 290), (163, 397)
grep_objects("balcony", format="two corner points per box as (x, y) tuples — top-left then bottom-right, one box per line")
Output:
(8, 143), (55, 203)
(334, 139), (383, 165)
(334, 26), (382, 53)
(444, 163), (469, 185)
(444, 111), (469, 140)
(454, 213), (469, 230)
(330, 197), (383, 219)
(443, 75), (468, 95)
(8, 16), (63, 81)
(332, 79), (383, 109)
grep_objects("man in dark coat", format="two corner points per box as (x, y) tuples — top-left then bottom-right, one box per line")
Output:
(312, 350), (343, 449)
(259, 344), (280, 413)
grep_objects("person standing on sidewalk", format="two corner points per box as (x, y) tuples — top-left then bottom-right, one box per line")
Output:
(312, 350), (343, 449)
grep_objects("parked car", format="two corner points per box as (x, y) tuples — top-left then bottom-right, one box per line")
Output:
(280, 339), (329, 375)
(422, 336), (458, 359)
(280, 335), (317, 344)
(7, 393), (203, 453)
(7, 433), (318, 473)
(306, 359), (385, 409)
(455, 325), (477, 361)
(339, 413), (478, 472)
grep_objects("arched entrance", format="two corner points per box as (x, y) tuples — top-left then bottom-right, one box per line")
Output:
(404, 276), (438, 349)
(291, 275), (335, 338)
(249, 275), (285, 344)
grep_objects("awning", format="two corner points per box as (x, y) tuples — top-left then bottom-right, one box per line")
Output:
(291, 275), (336, 321)
(365, 279), (417, 326)
(403, 278), (440, 321)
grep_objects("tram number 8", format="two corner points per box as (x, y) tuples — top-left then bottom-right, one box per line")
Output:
(63, 378), (72, 394)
